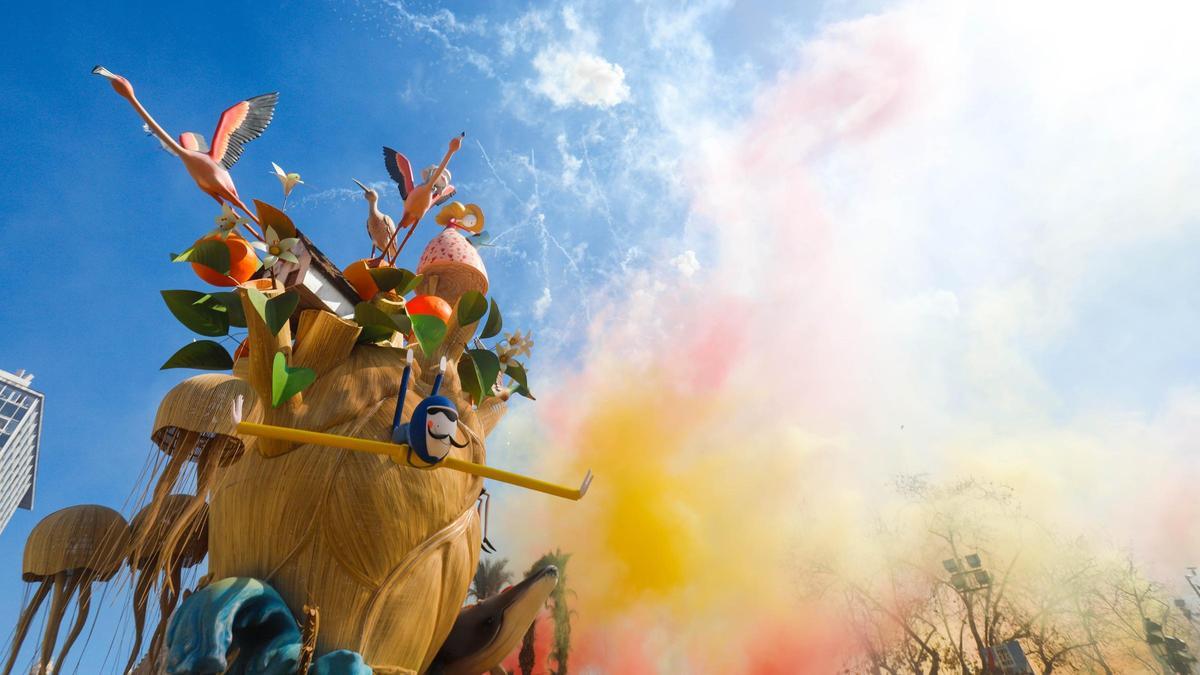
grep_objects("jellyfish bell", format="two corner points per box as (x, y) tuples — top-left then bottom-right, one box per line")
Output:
(135, 374), (257, 574)
(4, 505), (128, 675)
(125, 495), (209, 675)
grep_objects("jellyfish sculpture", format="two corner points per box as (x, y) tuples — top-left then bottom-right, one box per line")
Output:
(125, 494), (209, 675)
(133, 373), (255, 581)
(3, 505), (128, 675)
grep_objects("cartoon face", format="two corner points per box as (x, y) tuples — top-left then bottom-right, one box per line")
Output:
(423, 405), (461, 459)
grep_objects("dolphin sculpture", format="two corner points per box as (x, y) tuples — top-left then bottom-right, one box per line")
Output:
(428, 566), (559, 675)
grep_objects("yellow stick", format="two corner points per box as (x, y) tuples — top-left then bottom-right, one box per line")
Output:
(236, 421), (593, 501)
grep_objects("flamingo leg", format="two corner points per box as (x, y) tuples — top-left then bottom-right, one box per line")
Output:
(54, 580), (92, 671)
(392, 219), (430, 262)
(2, 579), (52, 675)
(125, 567), (157, 675)
(37, 572), (72, 675)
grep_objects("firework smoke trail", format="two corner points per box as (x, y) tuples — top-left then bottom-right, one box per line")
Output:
(499, 1), (1200, 672)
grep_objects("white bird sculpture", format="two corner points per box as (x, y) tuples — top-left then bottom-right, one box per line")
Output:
(353, 179), (398, 260)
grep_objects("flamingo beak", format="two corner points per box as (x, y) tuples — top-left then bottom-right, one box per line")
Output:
(353, 178), (369, 192)
(91, 65), (115, 79)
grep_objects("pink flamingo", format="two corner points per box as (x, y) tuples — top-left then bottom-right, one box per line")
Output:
(379, 133), (464, 262)
(91, 66), (276, 241)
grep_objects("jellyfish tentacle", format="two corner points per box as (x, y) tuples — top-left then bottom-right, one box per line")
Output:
(2, 579), (52, 675)
(125, 566), (158, 675)
(132, 440), (193, 564)
(54, 578), (92, 671)
(148, 563), (183, 664)
(37, 572), (72, 675)
(158, 455), (215, 592)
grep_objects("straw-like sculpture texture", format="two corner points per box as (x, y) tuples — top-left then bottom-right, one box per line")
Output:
(151, 373), (259, 465)
(206, 264), (498, 673)
(130, 494), (208, 570)
(23, 505), (128, 582)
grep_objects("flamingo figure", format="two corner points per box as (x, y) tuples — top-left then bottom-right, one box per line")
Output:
(379, 133), (464, 262)
(91, 66), (277, 241)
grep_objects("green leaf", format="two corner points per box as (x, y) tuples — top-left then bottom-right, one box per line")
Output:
(162, 290), (230, 337)
(467, 349), (501, 404)
(207, 292), (247, 328)
(160, 340), (233, 371)
(356, 325), (395, 344)
(480, 298), (503, 339)
(171, 240), (231, 275)
(409, 313), (447, 356)
(457, 290), (488, 326)
(354, 301), (404, 331)
(367, 267), (421, 295)
(400, 273), (425, 296)
(458, 355), (485, 405)
(506, 361), (535, 400)
(247, 289), (300, 335)
(271, 352), (316, 407)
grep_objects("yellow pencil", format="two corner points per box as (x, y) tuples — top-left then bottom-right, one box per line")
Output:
(236, 421), (593, 501)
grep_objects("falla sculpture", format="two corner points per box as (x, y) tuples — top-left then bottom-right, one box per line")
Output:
(0, 67), (592, 675)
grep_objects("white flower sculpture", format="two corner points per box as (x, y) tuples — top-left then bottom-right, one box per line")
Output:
(252, 226), (301, 271)
(212, 203), (248, 239)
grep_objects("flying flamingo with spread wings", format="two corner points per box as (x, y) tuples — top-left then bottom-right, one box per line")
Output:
(379, 133), (464, 262)
(91, 66), (277, 241)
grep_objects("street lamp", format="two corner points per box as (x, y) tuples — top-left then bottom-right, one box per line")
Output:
(943, 553), (992, 593)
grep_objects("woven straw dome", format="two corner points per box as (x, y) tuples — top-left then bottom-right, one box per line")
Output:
(23, 505), (128, 582)
(416, 227), (488, 302)
(151, 373), (257, 466)
(129, 494), (209, 569)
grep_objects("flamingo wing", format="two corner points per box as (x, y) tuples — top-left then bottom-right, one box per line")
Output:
(179, 132), (209, 153)
(209, 92), (279, 169)
(432, 184), (457, 207)
(383, 146), (415, 200)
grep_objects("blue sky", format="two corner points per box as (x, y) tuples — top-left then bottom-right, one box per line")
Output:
(2, 0), (1200, 672)
(0, 1), (798, 670)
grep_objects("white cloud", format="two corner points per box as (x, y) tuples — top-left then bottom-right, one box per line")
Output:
(531, 48), (630, 108)
(670, 250), (700, 277)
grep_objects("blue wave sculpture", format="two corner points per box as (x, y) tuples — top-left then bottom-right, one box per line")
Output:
(165, 577), (372, 675)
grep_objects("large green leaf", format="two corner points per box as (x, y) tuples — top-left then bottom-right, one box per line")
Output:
(467, 349), (502, 404)
(160, 340), (233, 371)
(409, 313), (447, 356)
(171, 240), (231, 275)
(506, 361), (535, 400)
(480, 298), (503, 339)
(356, 325), (395, 345)
(367, 267), (422, 295)
(458, 355), (485, 405)
(354, 302), (405, 331)
(271, 352), (316, 407)
(162, 290), (230, 337)
(206, 291), (247, 328)
(353, 302), (412, 344)
(456, 291), (487, 326)
(247, 288), (300, 335)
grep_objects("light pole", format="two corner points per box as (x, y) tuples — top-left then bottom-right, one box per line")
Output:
(943, 553), (992, 594)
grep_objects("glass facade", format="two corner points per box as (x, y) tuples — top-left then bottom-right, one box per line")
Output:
(0, 370), (41, 536)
